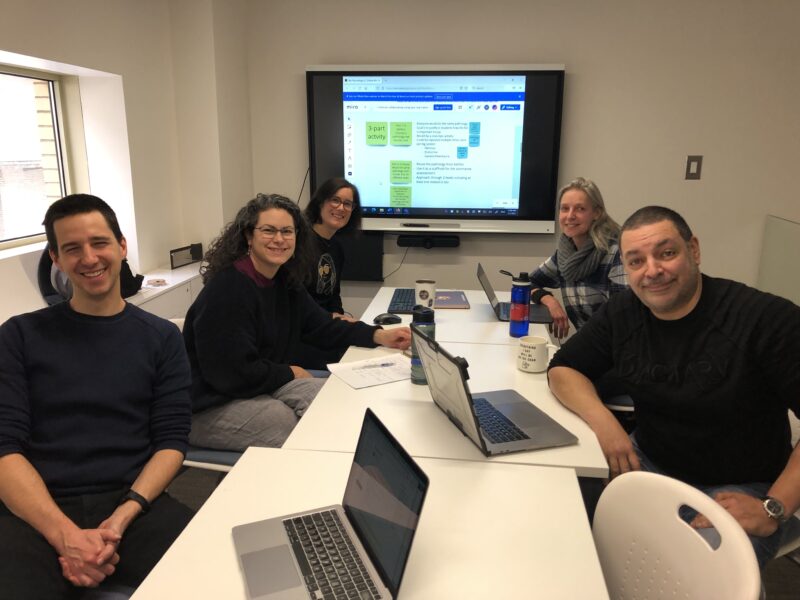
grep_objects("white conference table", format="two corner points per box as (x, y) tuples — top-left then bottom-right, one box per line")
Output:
(285, 341), (608, 478)
(362, 287), (553, 346)
(132, 447), (609, 599)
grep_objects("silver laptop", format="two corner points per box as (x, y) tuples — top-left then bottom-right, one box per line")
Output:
(476, 262), (553, 324)
(232, 409), (429, 600)
(412, 324), (577, 456)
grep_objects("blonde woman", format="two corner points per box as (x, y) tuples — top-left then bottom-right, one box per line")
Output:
(531, 177), (627, 338)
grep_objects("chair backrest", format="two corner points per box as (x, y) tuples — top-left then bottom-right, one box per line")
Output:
(37, 244), (70, 305)
(593, 471), (760, 600)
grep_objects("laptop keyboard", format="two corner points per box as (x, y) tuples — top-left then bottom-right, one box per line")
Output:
(387, 287), (417, 314)
(284, 510), (382, 600)
(472, 397), (531, 444)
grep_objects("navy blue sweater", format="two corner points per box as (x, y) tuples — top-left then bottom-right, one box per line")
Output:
(0, 303), (192, 497)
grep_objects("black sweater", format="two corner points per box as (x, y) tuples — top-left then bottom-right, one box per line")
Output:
(184, 266), (379, 412)
(0, 303), (191, 496)
(550, 275), (800, 485)
(307, 232), (345, 314)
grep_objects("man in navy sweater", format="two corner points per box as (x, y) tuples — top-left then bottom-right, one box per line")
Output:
(0, 195), (193, 598)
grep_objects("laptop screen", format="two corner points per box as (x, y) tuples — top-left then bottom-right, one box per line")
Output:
(476, 262), (501, 309)
(411, 325), (486, 452)
(343, 409), (429, 598)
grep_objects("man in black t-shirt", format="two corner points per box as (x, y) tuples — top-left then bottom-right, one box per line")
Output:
(548, 205), (800, 567)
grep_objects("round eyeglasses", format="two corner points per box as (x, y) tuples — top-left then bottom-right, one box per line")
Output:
(328, 197), (354, 211)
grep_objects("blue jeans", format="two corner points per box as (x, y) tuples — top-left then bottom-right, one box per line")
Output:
(630, 433), (784, 569)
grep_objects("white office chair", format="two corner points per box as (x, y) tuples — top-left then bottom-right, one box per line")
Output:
(593, 471), (760, 600)
(168, 318), (243, 474)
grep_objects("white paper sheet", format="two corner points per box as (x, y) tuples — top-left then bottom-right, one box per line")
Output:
(327, 354), (411, 389)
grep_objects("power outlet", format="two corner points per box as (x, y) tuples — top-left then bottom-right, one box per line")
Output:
(685, 155), (703, 180)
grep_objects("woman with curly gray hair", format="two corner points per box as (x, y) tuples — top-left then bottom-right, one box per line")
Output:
(183, 194), (410, 450)
(530, 177), (628, 338)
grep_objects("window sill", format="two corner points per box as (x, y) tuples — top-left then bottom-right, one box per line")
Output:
(0, 240), (47, 262)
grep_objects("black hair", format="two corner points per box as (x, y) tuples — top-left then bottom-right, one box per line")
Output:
(43, 194), (123, 254)
(622, 205), (694, 242)
(304, 177), (362, 233)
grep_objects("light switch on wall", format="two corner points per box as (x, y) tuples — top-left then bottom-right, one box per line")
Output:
(685, 155), (703, 180)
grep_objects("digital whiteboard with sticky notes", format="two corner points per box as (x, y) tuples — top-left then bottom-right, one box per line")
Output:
(306, 65), (564, 235)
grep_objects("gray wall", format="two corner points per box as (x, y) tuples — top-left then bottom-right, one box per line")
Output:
(245, 0), (800, 315)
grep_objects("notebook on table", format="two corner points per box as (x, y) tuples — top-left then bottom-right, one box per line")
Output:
(232, 409), (429, 600)
(476, 262), (552, 324)
(387, 288), (470, 313)
(411, 323), (577, 457)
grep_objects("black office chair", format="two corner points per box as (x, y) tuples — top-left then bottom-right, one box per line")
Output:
(37, 244), (143, 303)
(36, 244), (71, 305)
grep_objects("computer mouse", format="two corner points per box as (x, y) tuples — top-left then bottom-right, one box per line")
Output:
(373, 312), (402, 325)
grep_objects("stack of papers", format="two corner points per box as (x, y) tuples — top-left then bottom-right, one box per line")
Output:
(327, 355), (411, 389)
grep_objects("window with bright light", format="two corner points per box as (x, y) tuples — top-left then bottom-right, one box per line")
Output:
(0, 71), (67, 244)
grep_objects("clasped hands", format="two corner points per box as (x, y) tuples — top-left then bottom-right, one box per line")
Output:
(56, 509), (136, 588)
(57, 526), (120, 587)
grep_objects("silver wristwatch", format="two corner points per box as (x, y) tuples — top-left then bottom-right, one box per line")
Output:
(761, 496), (787, 523)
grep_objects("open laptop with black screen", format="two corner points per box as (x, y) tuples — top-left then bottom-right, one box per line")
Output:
(232, 409), (429, 600)
(476, 262), (552, 324)
(412, 324), (577, 457)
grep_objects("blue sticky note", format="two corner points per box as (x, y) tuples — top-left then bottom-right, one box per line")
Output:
(468, 135), (480, 147)
(457, 146), (468, 159)
(469, 122), (480, 134)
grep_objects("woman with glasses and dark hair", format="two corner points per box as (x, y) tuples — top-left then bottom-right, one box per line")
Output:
(292, 178), (363, 369)
(183, 194), (410, 450)
(303, 177), (362, 320)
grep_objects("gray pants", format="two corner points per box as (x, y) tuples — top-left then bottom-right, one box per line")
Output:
(189, 378), (326, 450)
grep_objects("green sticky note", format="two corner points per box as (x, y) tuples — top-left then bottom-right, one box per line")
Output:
(390, 160), (412, 184)
(390, 121), (412, 146)
(390, 186), (412, 206)
(365, 122), (388, 146)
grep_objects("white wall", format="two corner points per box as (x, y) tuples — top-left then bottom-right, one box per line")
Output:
(0, 0), (184, 272)
(2, 0), (799, 319)
(245, 0), (800, 312)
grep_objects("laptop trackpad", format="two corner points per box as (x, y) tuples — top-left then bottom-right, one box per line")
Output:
(483, 390), (542, 427)
(241, 545), (301, 597)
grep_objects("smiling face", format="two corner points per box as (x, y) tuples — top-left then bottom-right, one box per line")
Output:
(50, 210), (127, 315)
(246, 208), (297, 279)
(315, 186), (354, 238)
(621, 219), (702, 320)
(559, 189), (599, 248)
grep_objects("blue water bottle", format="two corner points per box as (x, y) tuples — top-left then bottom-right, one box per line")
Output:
(410, 306), (435, 385)
(508, 272), (532, 338)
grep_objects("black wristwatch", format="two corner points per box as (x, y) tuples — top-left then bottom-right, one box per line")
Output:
(761, 496), (786, 523)
(120, 489), (151, 514)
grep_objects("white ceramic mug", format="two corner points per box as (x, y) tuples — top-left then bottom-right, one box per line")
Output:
(517, 335), (555, 373)
(415, 279), (436, 308)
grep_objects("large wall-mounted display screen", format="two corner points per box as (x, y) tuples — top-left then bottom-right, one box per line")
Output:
(307, 65), (564, 234)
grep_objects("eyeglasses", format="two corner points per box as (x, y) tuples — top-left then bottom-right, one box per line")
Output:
(328, 197), (355, 211)
(254, 226), (296, 239)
